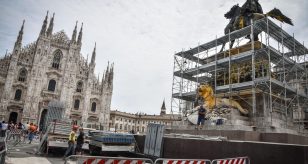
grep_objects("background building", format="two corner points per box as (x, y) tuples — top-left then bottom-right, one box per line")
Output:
(109, 101), (181, 133)
(0, 12), (113, 130)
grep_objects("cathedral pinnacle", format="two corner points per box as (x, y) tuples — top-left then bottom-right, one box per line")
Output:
(14, 20), (25, 49)
(39, 11), (48, 36)
(91, 42), (96, 65)
(71, 21), (78, 43)
(160, 99), (166, 115)
(108, 63), (114, 85)
(47, 13), (55, 37)
(77, 22), (83, 45)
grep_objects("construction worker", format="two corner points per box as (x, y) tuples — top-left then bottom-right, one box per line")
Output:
(63, 125), (78, 158)
(28, 123), (37, 144)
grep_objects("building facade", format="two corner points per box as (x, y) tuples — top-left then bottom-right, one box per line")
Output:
(109, 101), (181, 133)
(0, 12), (113, 129)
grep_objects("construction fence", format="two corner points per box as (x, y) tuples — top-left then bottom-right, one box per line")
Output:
(65, 156), (249, 164)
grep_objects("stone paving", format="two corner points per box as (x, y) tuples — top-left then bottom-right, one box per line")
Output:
(5, 134), (65, 164)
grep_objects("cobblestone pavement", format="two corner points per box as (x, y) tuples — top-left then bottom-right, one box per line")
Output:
(5, 136), (65, 164)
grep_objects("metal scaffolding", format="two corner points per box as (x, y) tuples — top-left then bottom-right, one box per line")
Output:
(171, 18), (308, 133)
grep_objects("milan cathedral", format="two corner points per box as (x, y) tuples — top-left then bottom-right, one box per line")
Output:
(0, 12), (113, 129)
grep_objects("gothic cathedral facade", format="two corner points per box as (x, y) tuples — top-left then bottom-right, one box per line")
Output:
(0, 12), (113, 129)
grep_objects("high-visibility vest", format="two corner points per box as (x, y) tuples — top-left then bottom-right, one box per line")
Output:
(68, 131), (76, 141)
(29, 125), (37, 132)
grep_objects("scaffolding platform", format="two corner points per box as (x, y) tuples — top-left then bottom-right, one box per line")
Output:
(171, 18), (308, 135)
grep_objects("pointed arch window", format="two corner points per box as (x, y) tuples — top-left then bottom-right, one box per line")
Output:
(74, 99), (80, 109)
(91, 102), (96, 112)
(52, 50), (62, 69)
(18, 68), (27, 82)
(14, 89), (22, 101)
(48, 79), (56, 92)
(76, 81), (83, 92)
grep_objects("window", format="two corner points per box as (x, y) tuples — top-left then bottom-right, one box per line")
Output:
(48, 80), (56, 91)
(52, 50), (62, 69)
(14, 89), (22, 101)
(91, 102), (96, 112)
(120, 124), (122, 130)
(76, 81), (83, 92)
(18, 68), (27, 82)
(74, 99), (80, 109)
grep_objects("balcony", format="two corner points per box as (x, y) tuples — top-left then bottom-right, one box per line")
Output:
(41, 90), (60, 99)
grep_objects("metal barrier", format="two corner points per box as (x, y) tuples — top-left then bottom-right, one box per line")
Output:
(6, 129), (24, 148)
(0, 130), (8, 164)
(211, 156), (250, 164)
(154, 158), (211, 164)
(65, 155), (154, 164)
(0, 150), (6, 164)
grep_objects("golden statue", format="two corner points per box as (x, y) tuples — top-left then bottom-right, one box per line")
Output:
(197, 84), (249, 115)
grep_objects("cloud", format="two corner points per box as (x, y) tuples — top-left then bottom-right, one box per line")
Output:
(0, 0), (307, 115)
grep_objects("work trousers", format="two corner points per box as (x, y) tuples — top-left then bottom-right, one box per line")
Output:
(64, 141), (75, 157)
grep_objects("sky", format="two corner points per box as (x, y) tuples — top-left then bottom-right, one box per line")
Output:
(0, 0), (307, 115)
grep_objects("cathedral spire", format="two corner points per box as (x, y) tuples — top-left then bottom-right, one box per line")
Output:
(71, 21), (78, 43)
(5, 49), (8, 58)
(108, 63), (114, 85)
(86, 53), (89, 64)
(39, 11), (48, 37)
(47, 13), (55, 37)
(160, 99), (166, 115)
(102, 72), (105, 83)
(14, 20), (25, 49)
(90, 42), (96, 65)
(77, 22), (83, 45)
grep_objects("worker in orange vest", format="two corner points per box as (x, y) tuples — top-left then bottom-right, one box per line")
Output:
(28, 123), (37, 144)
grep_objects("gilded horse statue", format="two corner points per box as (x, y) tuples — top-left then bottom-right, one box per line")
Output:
(220, 0), (293, 52)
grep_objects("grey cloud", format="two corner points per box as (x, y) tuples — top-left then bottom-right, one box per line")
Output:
(0, 0), (307, 114)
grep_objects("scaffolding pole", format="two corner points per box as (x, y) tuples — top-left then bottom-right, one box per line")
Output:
(251, 20), (256, 117)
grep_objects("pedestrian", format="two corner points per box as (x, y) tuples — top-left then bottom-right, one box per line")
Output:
(1, 121), (7, 137)
(63, 125), (78, 159)
(196, 104), (206, 130)
(8, 121), (14, 130)
(8, 121), (15, 140)
(28, 123), (37, 144)
(0, 121), (2, 137)
(17, 122), (23, 129)
(75, 127), (85, 155)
